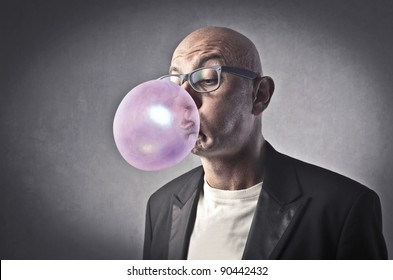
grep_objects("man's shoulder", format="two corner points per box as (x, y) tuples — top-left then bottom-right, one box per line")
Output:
(281, 151), (377, 201)
(148, 166), (203, 203)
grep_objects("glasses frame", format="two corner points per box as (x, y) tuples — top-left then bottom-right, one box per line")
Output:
(159, 65), (259, 93)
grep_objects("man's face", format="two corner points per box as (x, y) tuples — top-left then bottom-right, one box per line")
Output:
(170, 32), (257, 159)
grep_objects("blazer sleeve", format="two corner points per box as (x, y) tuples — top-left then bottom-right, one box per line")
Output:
(336, 189), (388, 259)
(143, 198), (152, 260)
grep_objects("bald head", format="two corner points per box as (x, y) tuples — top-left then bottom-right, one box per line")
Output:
(171, 27), (262, 75)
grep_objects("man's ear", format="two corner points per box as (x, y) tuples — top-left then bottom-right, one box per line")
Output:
(252, 76), (275, 115)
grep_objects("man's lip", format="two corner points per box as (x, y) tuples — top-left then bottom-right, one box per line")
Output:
(198, 125), (205, 136)
(198, 131), (206, 140)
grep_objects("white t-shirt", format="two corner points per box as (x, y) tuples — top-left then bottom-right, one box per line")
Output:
(187, 179), (262, 260)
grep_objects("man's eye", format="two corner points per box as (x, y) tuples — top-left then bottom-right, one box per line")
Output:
(200, 78), (217, 84)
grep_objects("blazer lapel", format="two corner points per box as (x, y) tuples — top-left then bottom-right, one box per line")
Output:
(168, 167), (204, 260)
(243, 142), (309, 259)
(242, 189), (309, 259)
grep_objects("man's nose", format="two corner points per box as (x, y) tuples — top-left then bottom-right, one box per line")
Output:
(181, 81), (202, 109)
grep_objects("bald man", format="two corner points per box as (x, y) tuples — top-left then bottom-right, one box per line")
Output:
(143, 27), (388, 260)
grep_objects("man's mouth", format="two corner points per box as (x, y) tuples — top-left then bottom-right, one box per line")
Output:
(198, 131), (206, 141)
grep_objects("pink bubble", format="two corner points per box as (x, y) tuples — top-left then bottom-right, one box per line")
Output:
(113, 79), (200, 171)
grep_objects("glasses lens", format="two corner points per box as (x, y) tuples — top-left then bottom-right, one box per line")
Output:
(190, 68), (219, 92)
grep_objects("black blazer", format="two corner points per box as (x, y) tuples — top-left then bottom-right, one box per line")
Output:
(143, 142), (388, 259)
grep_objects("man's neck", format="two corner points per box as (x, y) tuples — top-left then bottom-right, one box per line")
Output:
(201, 138), (266, 190)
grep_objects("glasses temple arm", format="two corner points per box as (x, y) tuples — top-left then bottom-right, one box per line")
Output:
(221, 66), (259, 79)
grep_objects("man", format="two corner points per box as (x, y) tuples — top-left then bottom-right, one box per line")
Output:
(143, 27), (388, 259)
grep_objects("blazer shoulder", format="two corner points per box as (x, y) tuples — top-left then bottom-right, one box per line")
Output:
(278, 153), (386, 259)
(286, 153), (377, 200)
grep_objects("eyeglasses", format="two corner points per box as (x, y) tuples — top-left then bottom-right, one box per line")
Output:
(159, 65), (259, 93)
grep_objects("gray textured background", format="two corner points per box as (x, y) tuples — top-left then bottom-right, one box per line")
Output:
(1, 0), (392, 259)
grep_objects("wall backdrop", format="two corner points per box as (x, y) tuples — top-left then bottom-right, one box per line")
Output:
(1, 0), (392, 259)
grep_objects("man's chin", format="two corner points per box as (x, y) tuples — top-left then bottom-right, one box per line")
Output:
(191, 135), (216, 157)
(191, 135), (207, 155)
(191, 143), (203, 155)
